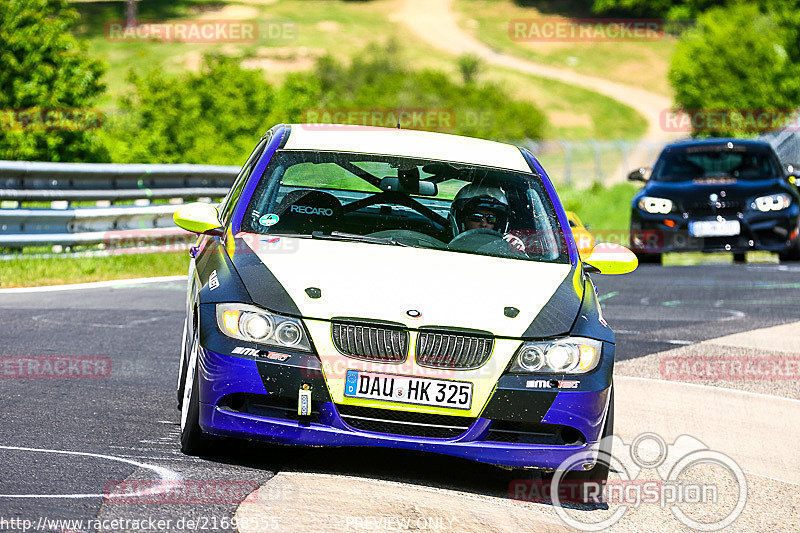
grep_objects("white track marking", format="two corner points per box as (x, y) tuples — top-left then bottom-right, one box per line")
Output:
(719, 309), (747, 321)
(0, 445), (181, 499)
(30, 313), (172, 328)
(0, 275), (186, 293)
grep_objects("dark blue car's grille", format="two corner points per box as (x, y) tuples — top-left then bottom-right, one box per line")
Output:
(684, 200), (746, 217)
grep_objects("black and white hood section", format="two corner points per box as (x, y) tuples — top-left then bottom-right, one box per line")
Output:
(230, 234), (584, 339)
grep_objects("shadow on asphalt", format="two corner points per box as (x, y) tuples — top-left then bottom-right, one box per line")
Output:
(196, 438), (608, 512)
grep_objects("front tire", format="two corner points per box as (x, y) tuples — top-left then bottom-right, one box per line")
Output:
(546, 388), (614, 503)
(180, 329), (215, 456)
(176, 314), (190, 410)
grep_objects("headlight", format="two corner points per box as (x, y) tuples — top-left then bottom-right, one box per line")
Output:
(638, 196), (674, 214)
(753, 193), (792, 212)
(216, 303), (312, 352)
(510, 337), (602, 374)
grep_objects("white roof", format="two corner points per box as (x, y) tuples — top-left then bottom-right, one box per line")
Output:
(283, 124), (531, 172)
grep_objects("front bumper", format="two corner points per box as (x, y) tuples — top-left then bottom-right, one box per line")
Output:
(194, 338), (612, 470)
(630, 208), (799, 254)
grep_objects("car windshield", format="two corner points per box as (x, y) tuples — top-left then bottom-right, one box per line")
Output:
(652, 144), (781, 182)
(242, 150), (569, 263)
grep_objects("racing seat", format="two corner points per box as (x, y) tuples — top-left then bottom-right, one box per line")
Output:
(267, 190), (342, 235)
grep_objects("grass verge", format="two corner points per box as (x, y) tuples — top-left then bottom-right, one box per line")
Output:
(0, 251), (189, 288)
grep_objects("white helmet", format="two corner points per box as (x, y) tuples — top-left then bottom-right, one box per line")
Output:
(449, 184), (510, 236)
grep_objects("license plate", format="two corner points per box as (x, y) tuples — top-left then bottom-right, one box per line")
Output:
(689, 220), (740, 237)
(344, 370), (473, 410)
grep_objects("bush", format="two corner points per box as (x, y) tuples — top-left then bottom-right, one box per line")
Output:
(289, 43), (546, 142)
(102, 55), (275, 165)
(668, 4), (800, 136)
(0, 0), (107, 161)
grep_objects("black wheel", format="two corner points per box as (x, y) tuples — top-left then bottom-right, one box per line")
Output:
(546, 388), (614, 503)
(180, 328), (215, 456)
(779, 237), (800, 262)
(634, 252), (662, 264)
(176, 315), (190, 409)
(732, 252), (746, 264)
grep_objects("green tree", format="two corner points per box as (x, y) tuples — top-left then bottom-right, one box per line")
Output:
(103, 56), (275, 165)
(668, 4), (800, 136)
(457, 54), (482, 85)
(0, 0), (107, 161)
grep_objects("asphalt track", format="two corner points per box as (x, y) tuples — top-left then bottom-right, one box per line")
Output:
(1, 264), (799, 532)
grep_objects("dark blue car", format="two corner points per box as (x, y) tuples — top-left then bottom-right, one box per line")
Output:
(629, 138), (800, 263)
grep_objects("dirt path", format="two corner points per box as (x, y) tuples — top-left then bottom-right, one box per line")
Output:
(393, 0), (673, 142)
(392, 0), (682, 177)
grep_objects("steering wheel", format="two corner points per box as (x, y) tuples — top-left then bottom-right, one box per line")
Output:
(366, 230), (447, 249)
(448, 228), (527, 256)
(448, 228), (505, 250)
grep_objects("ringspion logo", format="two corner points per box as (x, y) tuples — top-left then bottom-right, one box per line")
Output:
(510, 433), (747, 531)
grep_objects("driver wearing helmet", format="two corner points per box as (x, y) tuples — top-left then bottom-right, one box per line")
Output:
(449, 184), (526, 252)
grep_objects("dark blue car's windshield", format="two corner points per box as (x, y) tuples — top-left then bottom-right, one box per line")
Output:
(653, 145), (781, 182)
(240, 149), (569, 264)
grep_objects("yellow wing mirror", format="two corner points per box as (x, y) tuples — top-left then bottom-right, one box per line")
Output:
(583, 243), (638, 275)
(173, 202), (223, 235)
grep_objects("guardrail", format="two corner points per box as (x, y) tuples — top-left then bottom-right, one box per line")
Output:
(762, 122), (800, 166)
(0, 160), (239, 252)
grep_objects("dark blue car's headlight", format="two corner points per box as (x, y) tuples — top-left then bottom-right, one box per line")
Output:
(215, 303), (312, 352)
(752, 193), (792, 212)
(637, 196), (674, 214)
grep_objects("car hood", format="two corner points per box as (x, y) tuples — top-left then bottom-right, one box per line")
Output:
(640, 178), (788, 207)
(232, 234), (577, 338)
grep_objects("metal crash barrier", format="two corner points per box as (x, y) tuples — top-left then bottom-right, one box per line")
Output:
(0, 160), (239, 254)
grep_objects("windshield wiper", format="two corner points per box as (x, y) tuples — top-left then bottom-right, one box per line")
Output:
(310, 231), (414, 247)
